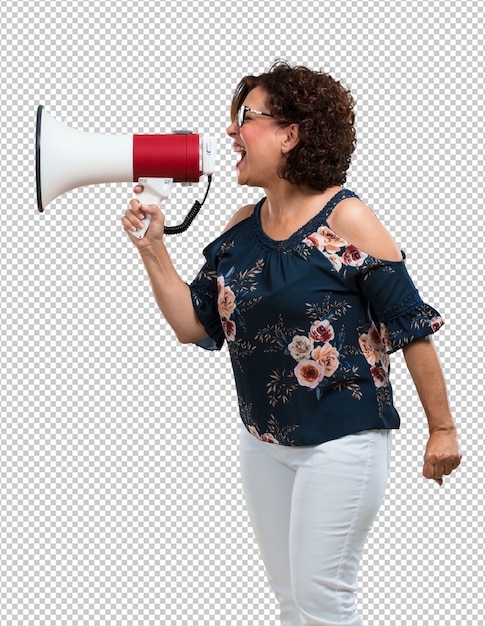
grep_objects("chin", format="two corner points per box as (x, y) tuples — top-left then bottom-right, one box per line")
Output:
(237, 170), (262, 188)
(237, 178), (261, 189)
(236, 170), (250, 186)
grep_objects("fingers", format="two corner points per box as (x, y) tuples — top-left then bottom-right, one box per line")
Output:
(423, 454), (462, 485)
(123, 185), (145, 230)
(122, 196), (164, 242)
(422, 429), (462, 485)
(423, 461), (444, 485)
(122, 200), (148, 233)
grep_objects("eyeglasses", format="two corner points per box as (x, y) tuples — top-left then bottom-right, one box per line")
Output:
(237, 105), (274, 127)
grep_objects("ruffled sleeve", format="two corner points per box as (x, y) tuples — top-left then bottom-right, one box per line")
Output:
(189, 261), (225, 351)
(354, 256), (444, 354)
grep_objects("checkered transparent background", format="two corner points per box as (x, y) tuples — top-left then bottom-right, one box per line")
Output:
(1, 1), (483, 624)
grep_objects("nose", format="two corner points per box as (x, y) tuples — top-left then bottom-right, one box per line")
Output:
(226, 118), (238, 137)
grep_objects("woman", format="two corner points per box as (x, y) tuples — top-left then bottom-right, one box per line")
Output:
(122, 62), (461, 626)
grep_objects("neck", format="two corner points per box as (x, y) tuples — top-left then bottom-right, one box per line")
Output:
(263, 181), (342, 218)
(259, 182), (343, 241)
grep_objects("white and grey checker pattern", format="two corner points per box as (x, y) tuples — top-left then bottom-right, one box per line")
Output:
(1, 0), (483, 624)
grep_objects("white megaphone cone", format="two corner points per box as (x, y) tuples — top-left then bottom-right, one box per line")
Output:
(35, 105), (217, 237)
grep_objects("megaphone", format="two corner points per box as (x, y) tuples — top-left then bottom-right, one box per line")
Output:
(35, 105), (217, 237)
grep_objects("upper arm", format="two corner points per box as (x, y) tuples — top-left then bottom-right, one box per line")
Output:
(327, 197), (402, 262)
(222, 204), (255, 233)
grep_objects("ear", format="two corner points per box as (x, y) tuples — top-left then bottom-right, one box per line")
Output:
(281, 123), (300, 153)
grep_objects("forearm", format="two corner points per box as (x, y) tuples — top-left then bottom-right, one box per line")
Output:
(138, 241), (208, 344)
(402, 336), (455, 434)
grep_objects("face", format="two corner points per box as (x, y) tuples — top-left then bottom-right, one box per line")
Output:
(226, 86), (296, 188)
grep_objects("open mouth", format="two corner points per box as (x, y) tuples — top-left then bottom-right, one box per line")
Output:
(236, 152), (246, 168)
(234, 144), (247, 168)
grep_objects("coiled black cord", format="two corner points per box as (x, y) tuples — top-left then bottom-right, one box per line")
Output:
(164, 175), (213, 235)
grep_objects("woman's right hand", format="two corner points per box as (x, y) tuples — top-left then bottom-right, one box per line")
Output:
(121, 184), (165, 248)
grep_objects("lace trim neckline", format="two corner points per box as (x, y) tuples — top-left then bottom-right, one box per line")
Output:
(251, 189), (358, 251)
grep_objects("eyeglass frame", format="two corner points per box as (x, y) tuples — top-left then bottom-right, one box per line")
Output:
(237, 105), (274, 127)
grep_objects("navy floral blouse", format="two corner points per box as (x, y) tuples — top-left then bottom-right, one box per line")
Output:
(190, 189), (444, 446)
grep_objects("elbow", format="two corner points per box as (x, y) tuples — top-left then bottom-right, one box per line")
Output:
(176, 333), (196, 345)
(174, 324), (209, 345)
(174, 330), (195, 344)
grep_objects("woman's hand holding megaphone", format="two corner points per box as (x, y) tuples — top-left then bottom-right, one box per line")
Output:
(120, 184), (209, 346)
(122, 184), (166, 247)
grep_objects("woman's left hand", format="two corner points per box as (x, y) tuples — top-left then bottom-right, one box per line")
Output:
(423, 429), (462, 485)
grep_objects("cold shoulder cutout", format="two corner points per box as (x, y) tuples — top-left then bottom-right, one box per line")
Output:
(326, 196), (403, 262)
(222, 204), (255, 233)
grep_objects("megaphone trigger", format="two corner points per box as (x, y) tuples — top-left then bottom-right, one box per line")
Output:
(131, 177), (173, 239)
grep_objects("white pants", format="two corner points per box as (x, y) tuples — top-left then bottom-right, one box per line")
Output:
(239, 426), (392, 626)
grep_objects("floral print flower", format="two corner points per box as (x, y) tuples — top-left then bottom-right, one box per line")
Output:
(430, 316), (444, 332)
(370, 365), (389, 388)
(243, 412), (299, 446)
(316, 225), (348, 252)
(367, 322), (385, 351)
(303, 226), (368, 272)
(303, 232), (327, 251)
(294, 359), (325, 389)
(222, 319), (236, 341)
(309, 319), (335, 343)
(288, 335), (314, 361)
(359, 333), (380, 366)
(312, 343), (340, 377)
(342, 245), (368, 267)
(359, 323), (390, 394)
(304, 226), (347, 253)
(217, 276), (236, 319)
(379, 323), (391, 352)
(322, 252), (343, 271)
(260, 432), (279, 444)
(283, 305), (347, 399)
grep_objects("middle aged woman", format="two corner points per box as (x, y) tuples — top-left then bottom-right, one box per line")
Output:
(122, 61), (461, 626)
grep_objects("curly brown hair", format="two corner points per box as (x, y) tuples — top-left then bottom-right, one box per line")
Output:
(231, 61), (356, 191)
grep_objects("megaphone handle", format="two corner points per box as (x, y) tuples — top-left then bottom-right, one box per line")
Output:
(131, 177), (174, 239)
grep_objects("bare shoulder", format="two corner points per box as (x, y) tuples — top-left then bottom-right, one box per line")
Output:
(327, 196), (402, 261)
(222, 204), (255, 233)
